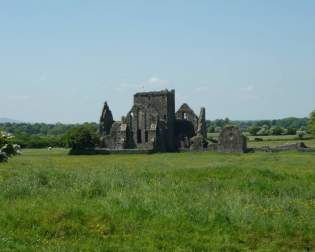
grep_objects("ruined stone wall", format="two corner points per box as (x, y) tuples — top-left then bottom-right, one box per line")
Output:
(99, 102), (113, 135)
(175, 103), (198, 132)
(102, 122), (133, 150)
(99, 89), (207, 152)
(134, 90), (175, 123)
(126, 105), (158, 149)
(132, 90), (175, 151)
(218, 126), (247, 153)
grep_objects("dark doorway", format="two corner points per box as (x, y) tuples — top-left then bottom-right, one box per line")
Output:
(137, 129), (142, 143)
(145, 130), (149, 143)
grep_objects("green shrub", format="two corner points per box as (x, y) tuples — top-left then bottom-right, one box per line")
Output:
(287, 127), (297, 135)
(269, 126), (284, 135)
(1, 143), (16, 156)
(296, 130), (306, 140)
(257, 125), (269, 136)
(248, 125), (261, 136)
(65, 124), (99, 151)
(0, 151), (8, 162)
(308, 110), (315, 136)
(0, 131), (17, 162)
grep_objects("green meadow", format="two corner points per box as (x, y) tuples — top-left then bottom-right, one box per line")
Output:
(0, 149), (314, 251)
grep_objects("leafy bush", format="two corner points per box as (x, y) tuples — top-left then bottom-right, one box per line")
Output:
(257, 125), (269, 136)
(65, 124), (99, 151)
(1, 143), (16, 156)
(248, 125), (261, 136)
(14, 134), (66, 148)
(296, 130), (306, 140)
(308, 110), (315, 136)
(0, 151), (8, 162)
(0, 122), (98, 148)
(287, 127), (297, 135)
(0, 131), (18, 162)
(269, 126), (284, 136)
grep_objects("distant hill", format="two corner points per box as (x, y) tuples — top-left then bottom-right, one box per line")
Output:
(0, 118), (20, 123)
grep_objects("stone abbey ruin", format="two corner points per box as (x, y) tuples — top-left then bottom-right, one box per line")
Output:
(99, 89), (248, 153)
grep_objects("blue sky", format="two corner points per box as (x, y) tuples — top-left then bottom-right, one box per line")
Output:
(0, 1), (314, 123)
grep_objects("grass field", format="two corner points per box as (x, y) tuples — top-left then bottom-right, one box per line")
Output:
(0, 149), (315, 251)
(248, 138), (315, 148)
(208, 133), (315, 148)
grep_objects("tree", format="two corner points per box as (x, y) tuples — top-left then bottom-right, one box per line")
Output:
(257, 125), (269, 136)
(296, 129), (306, 140)
(214, 127), (222, 133)
(0, 131), (17, 162)
(65, 124), (99, 151)
(248, 125), (261, 136)
(269, 126), (283, 136)
(287, 127), (297, 135)
(208, 126), (215, 133)
(308, 110), (315, 136)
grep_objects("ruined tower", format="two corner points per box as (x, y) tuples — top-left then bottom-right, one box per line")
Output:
(126, 89), (176, 151)
(99, 89), (206, 152)
(197, 107), (207, 139)
(99, 102), (113, 135)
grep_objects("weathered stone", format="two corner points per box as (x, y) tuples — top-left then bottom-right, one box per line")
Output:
(99, 102), (113, 135)
(197, 107), (207, 139)
(190, 135), (207, 151)
(100, 90), (176, 152)
(99, 89), (209, 152)
(175, 103), (198, 132)
(218, 126), (247, 153)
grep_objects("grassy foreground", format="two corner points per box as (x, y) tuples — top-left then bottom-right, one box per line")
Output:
(0, 149), (314, 251)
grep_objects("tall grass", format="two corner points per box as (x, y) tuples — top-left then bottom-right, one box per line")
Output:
(0, 149), (314, 251)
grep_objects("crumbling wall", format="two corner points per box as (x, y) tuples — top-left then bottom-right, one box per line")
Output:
(131, 90), (176, 151)
(99, 89), (207, 152)
(176, 103), (198, 132)
(99, 102), (113, 135)
(102, 122), (132, 149)
(218, 126), (247, 153)
(197, 107), (207, 139)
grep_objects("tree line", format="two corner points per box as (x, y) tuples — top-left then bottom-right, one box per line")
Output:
(0, 113), (315, 149)
(207, 117), (309, 136)
(0, 122), (97, 148)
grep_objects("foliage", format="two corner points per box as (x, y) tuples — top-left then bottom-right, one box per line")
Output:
(296, 130), (307, 140)
(0, 131), (18, 162)
(269, 126), (284, 136)
(207, 117), (309, 136)
(0, 123), (98, 148)
(65, 124), (99, 151)
(207, 117), (308, 131)
(1, 144), (16, 156)
(287, 127), (297, 135)
(256, 125), (269, 136)
(14, 134), (66, 148)
(208, 126), (215, 133)
(0, 122), (82, 136)
(248, 125), (260, 136)
(308, 110), (315, 136)
(0, 149), (314, 251)
(0, 152), (8, 162)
